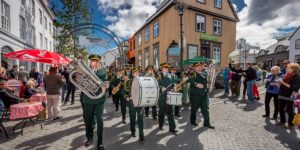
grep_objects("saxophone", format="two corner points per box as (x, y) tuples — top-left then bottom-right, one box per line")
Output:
(175, 78), (189, 92)
(112, 83), (121, 95)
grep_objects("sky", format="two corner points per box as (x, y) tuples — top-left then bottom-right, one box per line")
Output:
(85, 0), (300, 49)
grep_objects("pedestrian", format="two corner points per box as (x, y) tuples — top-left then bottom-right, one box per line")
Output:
(24, 80), (37, 99)
(280, 60), (290, 76)
(0, 67), (8, 81)
(242, 62), (257, 102)
(7, 65), (18, 79)
(29, 67), (39, 81)
(189, 62), (215, 129)
(17, 66), (29, 85)
(157, 63), (178, 134)
(277, 63), (300, 129)
(228, 61), (243, 97)
(63, 67), (76, 105)
(253, 65), (262, 100)
(263, 66), (281, 120)
(44, 67), (64, 120)
(124, 67), (145, 142)
(61, 67), (69, 103)
(222, 66), (230, 95)
(80, 54), (109, 150)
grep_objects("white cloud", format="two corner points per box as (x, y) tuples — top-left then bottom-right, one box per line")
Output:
(97, 0), (164, 38)
(236, 0), (300, 48)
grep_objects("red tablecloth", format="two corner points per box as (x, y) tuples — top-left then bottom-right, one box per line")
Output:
(10, 102), (44, 120)
(295, 100), (300, 108)
(30, 93), (47, 102)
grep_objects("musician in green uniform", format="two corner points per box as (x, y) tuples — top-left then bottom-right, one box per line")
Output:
(170, 67), (181, 117)
(144, 65), (157, 120)
(111, 69), (127, 124)
(81, 54), (109, 150)
(157, 63), (178, 134)
(189, 62), (215, 129)
(124, 67), (145, 142)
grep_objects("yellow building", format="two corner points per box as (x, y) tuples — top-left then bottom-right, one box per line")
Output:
(133, 0), (239, 70)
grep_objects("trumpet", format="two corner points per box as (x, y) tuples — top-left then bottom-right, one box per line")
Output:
(175, 78), (189, 92)
(69, 59), (106, 100)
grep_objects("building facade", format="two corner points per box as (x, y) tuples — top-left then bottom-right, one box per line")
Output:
(133, 0), (238, 70)
(289, 26), (300, 63)
(256, 34), (291, 70)
(0, 0), (55, 71)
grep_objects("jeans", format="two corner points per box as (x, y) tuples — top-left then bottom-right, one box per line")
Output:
(224, 79), (229, 94)
(61, 84), (67, 102)
(246, 80), (255, 101)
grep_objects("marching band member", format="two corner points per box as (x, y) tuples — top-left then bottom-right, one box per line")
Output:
(124, 67), (145, 142)
(111, 69), (127, 124)
(157, 63), (178, 134)
(81, 54), (109, 150)
(144, 65), (158, 120)
(170, 67), (181, 117)
(189, 62), (215, 129)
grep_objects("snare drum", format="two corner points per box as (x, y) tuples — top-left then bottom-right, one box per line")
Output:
(167, 92), (182, 106)
(131, 77), (159, 107)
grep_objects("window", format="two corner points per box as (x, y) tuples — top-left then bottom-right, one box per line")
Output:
(153, 21), (159, 37)
(144, 48), (149, 68)
(296, 39), (300, 49)
(44, 38), (48, 50)
(215, 0), (222, 8)
(31, 0), (35, 19)
(49, 41), (52, 51)
(197, 0), (205, 3)
(44, 17), (47, 30)
(213, 47), (221, 63)
(138, 33), (142, 46)
(138, 51), (142, 67)
(144, 27), (150, 42)
(196, 14), (205, 32)
(40, 33), (43, 48)
(45, 38), (48, 49)
(32, 26), (36, 46)
(39, 9), (42, 25)
(20, 16), (26, 40)
(213, 19), (222, 35)
(49, 23), (51, 33)
(1, 1), (10, 31)
(188, 45), (198, 59)
(153, 43), (159, 69)
(295, 55), (300, 64)
(21, 0), (26, 6)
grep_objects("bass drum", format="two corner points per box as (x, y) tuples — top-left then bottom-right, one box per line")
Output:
(131, 77), (159, 107)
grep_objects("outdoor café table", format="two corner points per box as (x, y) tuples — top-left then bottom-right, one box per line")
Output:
(30, 93), (47, 102)
(10, 102), (44, 135)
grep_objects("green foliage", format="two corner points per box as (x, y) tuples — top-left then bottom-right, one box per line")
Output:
(51, 0), (93, 58)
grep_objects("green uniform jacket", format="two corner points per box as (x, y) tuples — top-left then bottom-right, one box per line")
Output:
(111, 75), (125, 96)
(80, 68), (107, 104)
(189, 71), (208, 96)
(158, 73), (173, 100)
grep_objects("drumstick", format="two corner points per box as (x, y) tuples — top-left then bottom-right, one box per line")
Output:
(160, 82), (175, 96)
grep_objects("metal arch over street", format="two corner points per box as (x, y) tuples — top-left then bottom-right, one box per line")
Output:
(70, 23), (126, 68)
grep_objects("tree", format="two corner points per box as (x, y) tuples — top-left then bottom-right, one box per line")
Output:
(50, 0), (92, 58)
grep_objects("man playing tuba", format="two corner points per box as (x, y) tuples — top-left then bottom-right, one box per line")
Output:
(81, 54), (109, 150)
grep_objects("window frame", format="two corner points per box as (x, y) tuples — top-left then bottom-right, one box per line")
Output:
(153, 43), (159, 70)
(213, 46), (221, 63)
(153, 21), (159, 37)
(44, 16), (47, 30)
(45, 37), (48, 50)
(138, 33), (142, 46)
(196, 0), (205, 4)
(214, 0), (222, 9)
(144, 47), (149, 68)
(19, 16), (26, 40)
(213, 18), (222, 35)
(144, 27), (150, 42)
(1, 1), (10, 31)
(31, 0), (35, 19)
(39, 33), (43, 48)
(296, 39), (300, 49)
(195, 14), (206, 32)
(138, 50), (142, 67)
(39, 9), (42, 25)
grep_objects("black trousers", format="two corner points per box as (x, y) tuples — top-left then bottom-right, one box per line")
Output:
(264, 92), (279, 117)
(279, 98), (295, 126)
(114, 94), (126, 120)
(243, 80), (247, 97)
(144, 106), (157, 118)
(65, 88), (76, 103)
(174, 106), (180, 116)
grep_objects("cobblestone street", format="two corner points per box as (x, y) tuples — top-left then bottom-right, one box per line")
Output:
(1, 90), (300, 150)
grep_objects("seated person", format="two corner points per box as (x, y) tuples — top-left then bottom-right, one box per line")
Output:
(24, 80), (37, 99)
(0, 80), (25, 109)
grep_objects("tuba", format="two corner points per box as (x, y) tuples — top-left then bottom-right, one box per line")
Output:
(207, 60), (217, 92)
(69, 59), (106, 99)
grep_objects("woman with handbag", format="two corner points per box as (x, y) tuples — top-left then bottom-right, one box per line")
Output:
(277, 63), (300, 129)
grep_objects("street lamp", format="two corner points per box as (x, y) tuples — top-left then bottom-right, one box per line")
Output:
(175, 3), (188, 73)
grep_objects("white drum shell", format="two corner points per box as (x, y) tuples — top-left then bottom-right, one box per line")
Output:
(131, 77), (159, 107)
(167, 92), (182, 106)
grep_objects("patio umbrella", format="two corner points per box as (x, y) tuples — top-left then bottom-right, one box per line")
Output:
(180, 56), (211, 65)
(4, 49), (71, 65)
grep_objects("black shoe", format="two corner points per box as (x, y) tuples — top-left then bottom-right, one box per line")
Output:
(153, 116), (157, 120)
(97, 145), (104, 150)
(139, 138), (145, 142)
(131, 132), (136, 137)
(271, 116), (277, 120)
(159, 127), (164, 131)
(175, 114), (181, 117)
(204, 125), (215, 129)
(191, 122), (198, 126)
(85, 139), (93, 147)
(52, 116), (61, 120)
(169, 129), (179, 135)
(122, 120), (126, 124)
(262, 114), (269, 118)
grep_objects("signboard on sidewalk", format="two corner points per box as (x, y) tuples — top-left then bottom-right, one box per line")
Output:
(78, 36), (109, 47)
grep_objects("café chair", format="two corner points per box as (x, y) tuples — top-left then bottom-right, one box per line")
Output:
(0, 98), (9, 139)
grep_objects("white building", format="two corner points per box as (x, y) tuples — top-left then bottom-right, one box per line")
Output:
(289, 26), (300, 63)
(0, 0), (55, 71)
